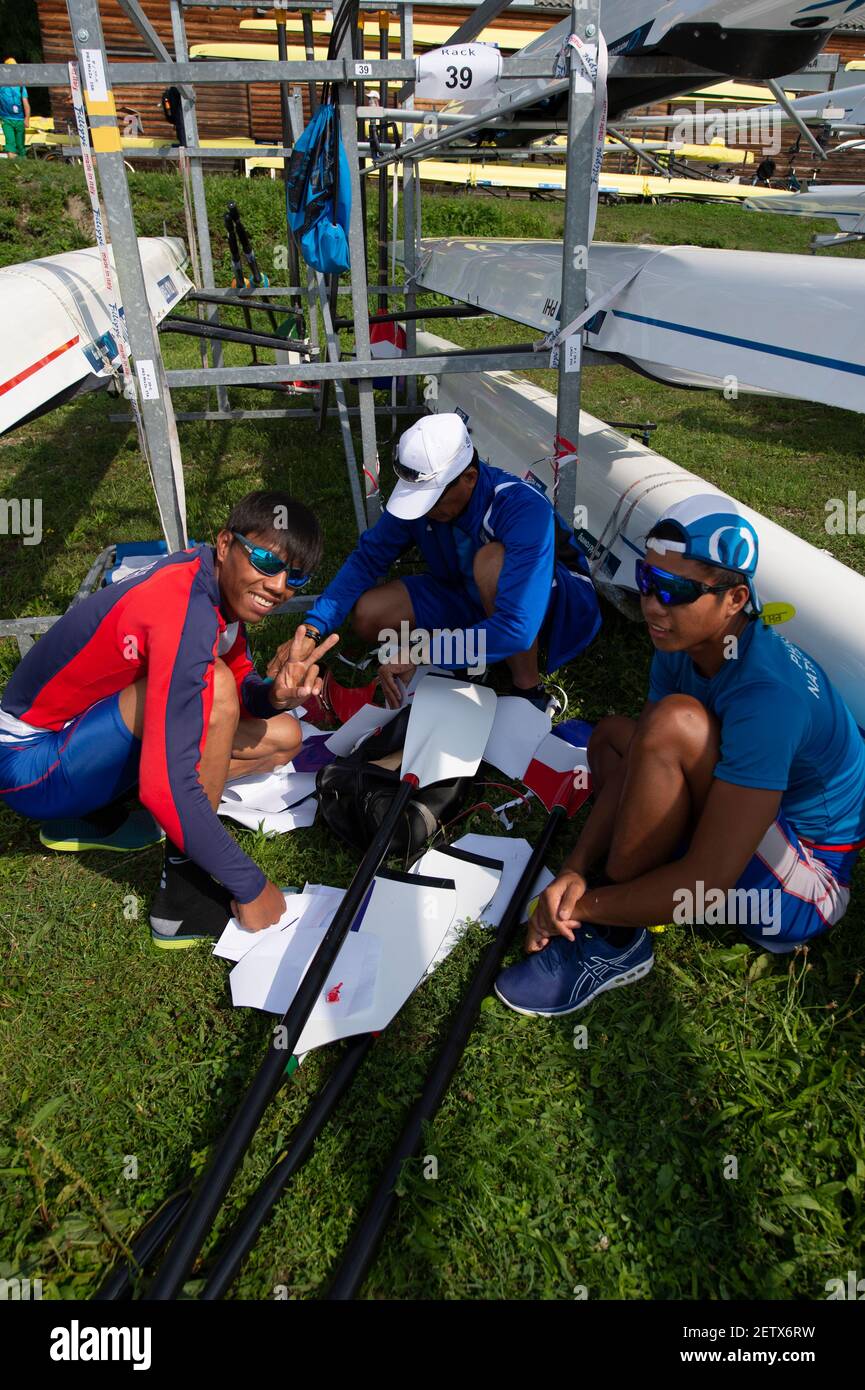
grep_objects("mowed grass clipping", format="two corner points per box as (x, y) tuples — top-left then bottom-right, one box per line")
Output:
(0, 160), (864, 1301)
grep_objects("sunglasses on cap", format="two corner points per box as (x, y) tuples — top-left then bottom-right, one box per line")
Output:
(635, 558), (738, 608)
(231, 532), (312, 588)
(392, 459), (470, 492)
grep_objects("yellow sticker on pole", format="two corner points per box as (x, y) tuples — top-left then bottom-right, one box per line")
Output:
(91, 124), (122, 153)
(84, 93), (116, 117)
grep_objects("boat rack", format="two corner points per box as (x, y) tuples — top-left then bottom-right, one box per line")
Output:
(0, 0), (714, 554)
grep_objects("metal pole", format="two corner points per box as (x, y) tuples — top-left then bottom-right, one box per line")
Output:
(400, 1), (417, 409)
(766, 78), (828, 162)
(301, 8), (320, 114)
(289, 90), (320, 385)
(168, 0), (231, 416)
(286, 89), (366, 537)
(275, 13), (303, 322)
(66, 0), (186, 550)
(335, 0), (381, 523)
(376, 10), (390, 314)
(554, 1), (602, 530)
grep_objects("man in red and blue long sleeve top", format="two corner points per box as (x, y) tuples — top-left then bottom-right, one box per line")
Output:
(0, 492), (337, 946)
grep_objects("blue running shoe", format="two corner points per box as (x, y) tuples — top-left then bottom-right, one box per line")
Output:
(494, 927), (654, 1017)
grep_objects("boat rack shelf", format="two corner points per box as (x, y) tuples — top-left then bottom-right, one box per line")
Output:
(1, 0), (714, 553)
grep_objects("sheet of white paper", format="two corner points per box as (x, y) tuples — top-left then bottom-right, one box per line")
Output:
(482, 697), (552, 780)
(324, 703), (400, 756)
(452, 834), (552, 927)
(221, 771), (317, 814)
(295, 870), (457, 1055)
(301, 882), (345, 901)
(411, 845), (502, 972)
(217, 796), (317, 834)
(213, 889), (305, 962)
(230, 921), (379, 1016)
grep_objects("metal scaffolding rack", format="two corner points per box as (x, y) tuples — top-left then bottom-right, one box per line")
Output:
(1, 0), (714, 584)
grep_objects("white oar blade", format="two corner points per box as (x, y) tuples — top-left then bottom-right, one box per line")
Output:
(401, 676), (497, 787)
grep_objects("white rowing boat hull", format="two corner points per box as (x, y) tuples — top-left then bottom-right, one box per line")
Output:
(0, 237), (192, 435)
(411, 237), (865, 414)
(746, 185), (865, 233)
(419, 329), (865, 730)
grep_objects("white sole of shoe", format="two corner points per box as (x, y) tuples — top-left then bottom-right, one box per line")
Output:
(494, 955), (654, 1018)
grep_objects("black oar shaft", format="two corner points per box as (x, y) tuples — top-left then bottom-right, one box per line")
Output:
(161, 317), (305, 352)
(327, 805), (565, 1301)
(148, 776), (416, 1300)
(93, 1189), (191, 1301)
(200, 1034), (374, 1300)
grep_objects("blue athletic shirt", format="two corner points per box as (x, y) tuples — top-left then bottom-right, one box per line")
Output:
(648, 619), (865, 849)
(305, 460), (601, 672)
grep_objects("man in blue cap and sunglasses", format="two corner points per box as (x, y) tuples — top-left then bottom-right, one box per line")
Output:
(276, 412), (601, 709)
(496, 492), (865, 1017)
(0, 491), (337, 946)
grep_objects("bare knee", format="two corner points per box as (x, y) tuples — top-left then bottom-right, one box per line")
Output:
(352, 590), (383, 643)
(635, 694), (715, 759)
(211, 659), (240, 725)
(269, 713), (303, 765)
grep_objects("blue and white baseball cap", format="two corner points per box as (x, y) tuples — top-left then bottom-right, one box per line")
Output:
(647, 493), (761, 614)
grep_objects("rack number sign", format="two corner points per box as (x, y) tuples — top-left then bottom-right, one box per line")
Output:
(415, 44), (502, 102)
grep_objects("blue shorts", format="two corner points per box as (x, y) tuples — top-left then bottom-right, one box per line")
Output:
(0, 693), (141, 821)
(727, 816), (855, 953)
(402, 572), (487, 635)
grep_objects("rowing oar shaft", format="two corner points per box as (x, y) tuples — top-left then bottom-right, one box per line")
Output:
(327, 805), (566, 1300)
(148, 776), (418, 1301)
(93, 1188), (192, 1301)
(200, 1034), (373, 1300)
(161, 317), (309, 352)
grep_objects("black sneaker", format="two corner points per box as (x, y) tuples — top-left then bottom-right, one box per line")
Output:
(149, 846), (232, 950)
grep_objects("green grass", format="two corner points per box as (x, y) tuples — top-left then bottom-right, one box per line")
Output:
(1, 160), (864, 1302)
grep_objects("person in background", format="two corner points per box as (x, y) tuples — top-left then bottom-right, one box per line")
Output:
(1, 58), (30, 159)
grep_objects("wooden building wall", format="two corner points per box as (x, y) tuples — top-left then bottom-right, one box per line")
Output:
(36, 1), (553, 140)
(34, 3), (865, 182)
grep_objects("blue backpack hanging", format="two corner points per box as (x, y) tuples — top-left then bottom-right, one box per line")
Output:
(287, 105), (351, 276)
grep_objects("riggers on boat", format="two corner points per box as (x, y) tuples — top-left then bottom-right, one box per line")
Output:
(418, 329), (865, 732)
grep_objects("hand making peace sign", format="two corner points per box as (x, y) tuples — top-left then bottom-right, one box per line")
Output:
(266, 624), (339, 707)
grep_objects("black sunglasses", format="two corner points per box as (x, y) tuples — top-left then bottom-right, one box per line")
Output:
(232, 532), (312, 588)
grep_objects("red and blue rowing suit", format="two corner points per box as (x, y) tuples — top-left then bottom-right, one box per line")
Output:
(0, 545), (275, 903)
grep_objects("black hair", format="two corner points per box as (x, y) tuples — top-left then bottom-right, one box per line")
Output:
(442, 448), (480, 492)
(646, 520), (746, 590)
(226, 491), (323, 573)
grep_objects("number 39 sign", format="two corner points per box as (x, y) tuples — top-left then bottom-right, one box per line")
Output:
(415, 43), (503, 102)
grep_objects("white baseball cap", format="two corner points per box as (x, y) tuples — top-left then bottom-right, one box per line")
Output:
(387, 413), (474, 521)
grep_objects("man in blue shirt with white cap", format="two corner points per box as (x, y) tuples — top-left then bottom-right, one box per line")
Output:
(280, 412), (601, 709)
(496, 492), (865, 1017)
